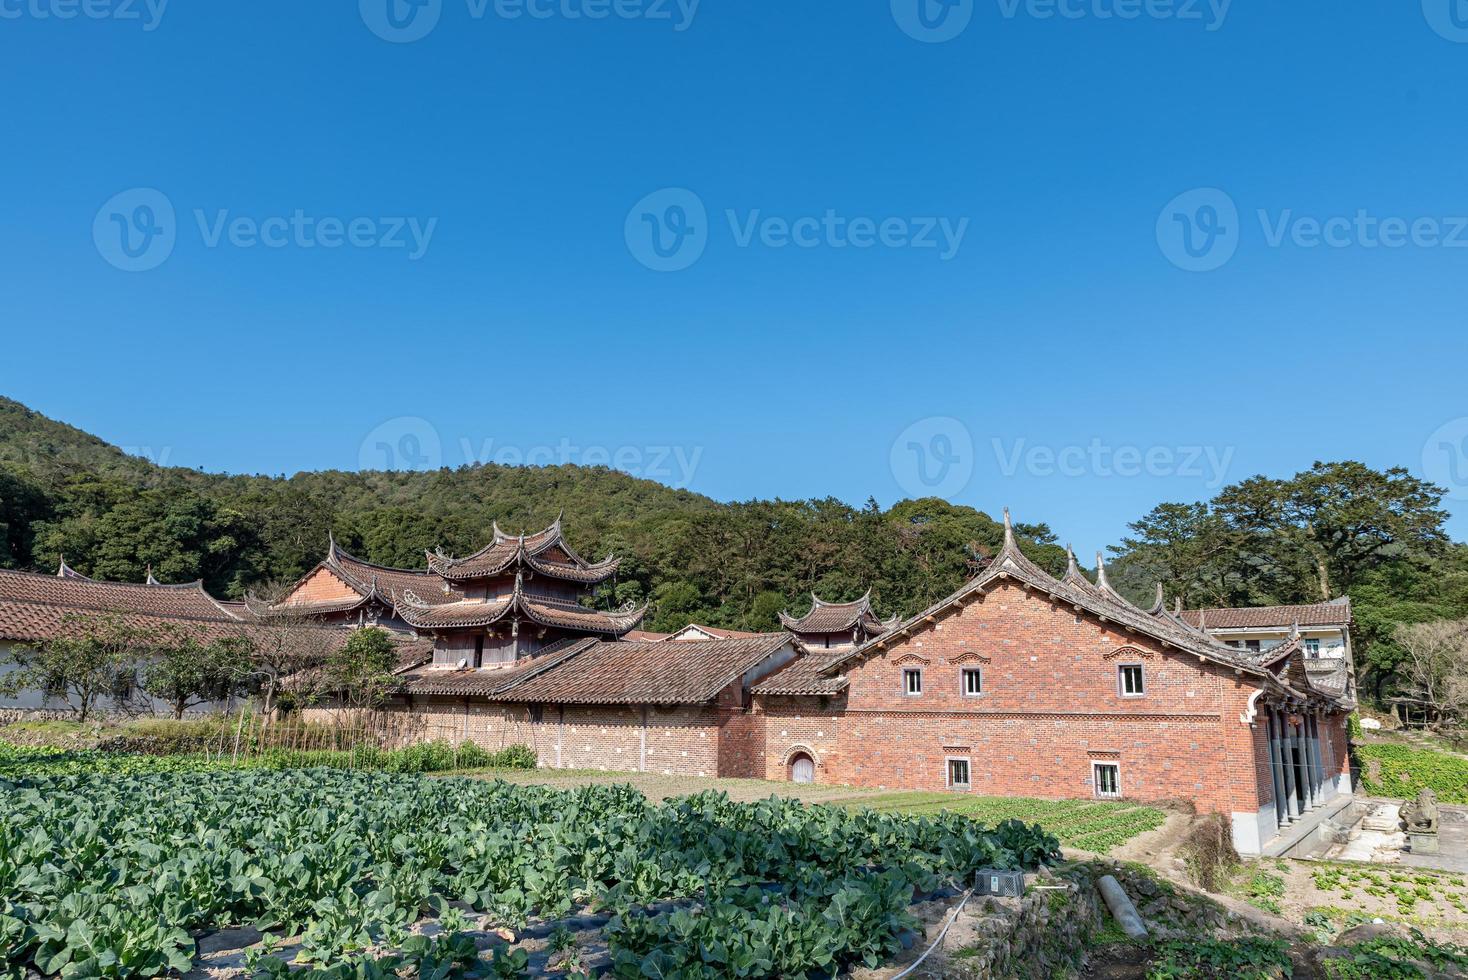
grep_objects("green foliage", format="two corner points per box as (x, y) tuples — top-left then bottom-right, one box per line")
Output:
(0, 614), (157, 721)
(1325, 929), (1468, 979)
(0, 398), (1075, 638)
(1355, 742), (1468, 803)
(1111, 460), (1467, 704)
(845, 793), (1165, 854)
(139, 635), (252, 719)
(1144, 936), (1292, 979)
(327, 628), (399, 711)
(0, 766), (1058, 978)
(0, 739), (537, 779)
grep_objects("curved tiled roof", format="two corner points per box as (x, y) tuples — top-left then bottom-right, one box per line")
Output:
(0, 567), (243, 628)
(395, 585), (646, 637)
(426, 516), (620, 584)
(779, 591), (896, 636)
(395, 634), (791, 705)
(1179, 598), (1352, 631)
(327, 541), (459, 606)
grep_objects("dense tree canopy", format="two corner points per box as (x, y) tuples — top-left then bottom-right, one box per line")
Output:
(1111, 461), (1468, 702)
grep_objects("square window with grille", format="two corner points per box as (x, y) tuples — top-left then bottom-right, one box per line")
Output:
(1304, 638), (1321, 658)
(903, 668), (922, 696)
(962, 667), (983, 696)
(1118, 664), (1145, 697)
(1093, 762), (1120, 799)
(947, 757), (971, 789)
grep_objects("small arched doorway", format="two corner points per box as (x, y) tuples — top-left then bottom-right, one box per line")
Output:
(789, 752), (815, 784)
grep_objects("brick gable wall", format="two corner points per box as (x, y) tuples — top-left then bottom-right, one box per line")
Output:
(758, 580), (1275, 816)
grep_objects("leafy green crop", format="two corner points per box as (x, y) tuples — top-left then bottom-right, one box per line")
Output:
(0, 740), (534, 780)
(0, 766), (1059, 979)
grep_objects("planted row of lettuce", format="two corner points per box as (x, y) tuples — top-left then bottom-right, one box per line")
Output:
(0, 768), (1058, 979)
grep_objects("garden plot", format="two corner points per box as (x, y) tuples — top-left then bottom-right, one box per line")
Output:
(0, 766), (1060, 978)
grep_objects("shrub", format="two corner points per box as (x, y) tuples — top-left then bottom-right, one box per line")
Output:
(1355, 743), (1468, 804)
(1180, 813), (1239, 892)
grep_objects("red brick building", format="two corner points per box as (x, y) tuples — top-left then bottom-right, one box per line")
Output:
(751, 512), (1355, 855)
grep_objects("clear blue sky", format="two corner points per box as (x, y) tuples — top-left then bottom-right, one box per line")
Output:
(4, 0), (1468, 556)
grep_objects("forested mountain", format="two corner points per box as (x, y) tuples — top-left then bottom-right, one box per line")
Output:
(0, 397), (1068, 635)
(3, 395), (1464, 703)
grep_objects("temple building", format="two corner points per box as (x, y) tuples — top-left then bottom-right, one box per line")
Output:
(269, 517), (647, 664)
(779, 591), (898, 650)
(405, 517), (645, 664)
(0, 508), (1360, 855)
(751, 513), (1356, 856)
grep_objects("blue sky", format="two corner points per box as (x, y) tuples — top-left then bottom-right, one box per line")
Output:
(4, 0), (1468, 555)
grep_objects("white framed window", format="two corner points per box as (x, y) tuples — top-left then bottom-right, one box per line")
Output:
(1304, 638), (1320, 658)
(1118, 664), (1145, 697)
(961, 667), (983, 696)
(902, 668), (923, 696)
(947, 757), (971, 790)
(1093, 762), (1121, 799)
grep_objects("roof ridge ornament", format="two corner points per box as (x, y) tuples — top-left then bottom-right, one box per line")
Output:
(1150, 582), (1166, 615)
(145, 565), (161, 586)
(1094, 551), (1114, 593)
(1065, 544), (1080, 578)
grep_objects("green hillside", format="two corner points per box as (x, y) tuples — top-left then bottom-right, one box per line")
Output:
(0, 397), (1065, 633)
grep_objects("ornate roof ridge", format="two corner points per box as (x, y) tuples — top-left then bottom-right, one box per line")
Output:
(815, 508), (1313, 688)
(56, 557), (91, 581)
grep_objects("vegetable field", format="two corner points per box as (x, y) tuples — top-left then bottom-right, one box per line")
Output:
(835, 792), (1167, 853)
(0, 764), (1060, 979)
(0, 740), (534, 780)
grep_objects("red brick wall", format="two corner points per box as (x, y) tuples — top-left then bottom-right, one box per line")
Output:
(758, 581), (1270, 816)
(306, 694), (729, 777)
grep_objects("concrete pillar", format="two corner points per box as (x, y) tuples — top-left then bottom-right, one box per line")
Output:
(1294, 716), (1314, 810)
(1277, 708), (1298, 822)
(1266, 708), (1287, 827)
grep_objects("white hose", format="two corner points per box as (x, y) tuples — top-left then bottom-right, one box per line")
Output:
(887, 886), (975, 980)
